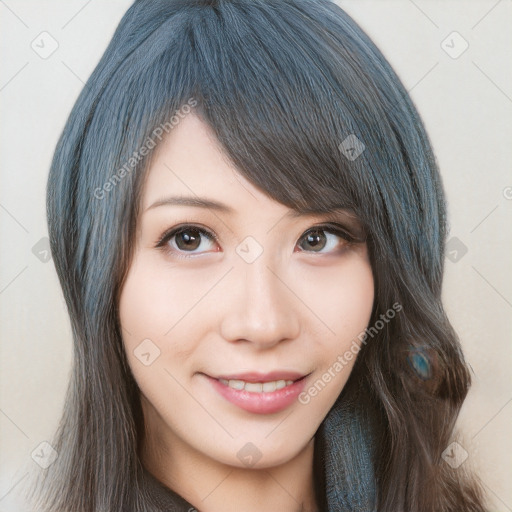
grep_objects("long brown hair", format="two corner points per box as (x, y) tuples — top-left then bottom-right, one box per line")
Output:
(29, 0), (487, 510)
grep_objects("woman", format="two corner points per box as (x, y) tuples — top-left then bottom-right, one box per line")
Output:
(28, 0), (487, 510)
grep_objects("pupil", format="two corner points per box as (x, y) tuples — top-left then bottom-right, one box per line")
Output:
(176, 229), (201, 251)
(306, 230), (325, 250)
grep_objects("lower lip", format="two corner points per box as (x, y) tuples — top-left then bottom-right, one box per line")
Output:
(206, 375), (307, 414)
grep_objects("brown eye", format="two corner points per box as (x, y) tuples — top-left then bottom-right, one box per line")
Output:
(174, 228), (203, 251)
(297, 224), (354, 254)
(301, 229), (328, 251)
(156, 224), (218, 258)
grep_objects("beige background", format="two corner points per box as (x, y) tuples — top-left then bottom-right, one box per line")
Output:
(0, 1), (511, 510)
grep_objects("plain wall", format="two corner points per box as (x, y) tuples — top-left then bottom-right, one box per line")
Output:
(1, 1), (511, 510)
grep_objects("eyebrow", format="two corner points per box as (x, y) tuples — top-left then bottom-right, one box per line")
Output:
(144, 195), (312, 219)
(145, 196), (234, 214)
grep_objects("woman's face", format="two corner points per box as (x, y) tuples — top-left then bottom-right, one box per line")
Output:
(119, 113), (374, 470)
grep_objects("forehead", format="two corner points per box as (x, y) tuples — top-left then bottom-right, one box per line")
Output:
(140, 112), (362, 232)
(142, 113), (298, 220)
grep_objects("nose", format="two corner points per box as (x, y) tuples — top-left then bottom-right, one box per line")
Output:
(219, 257), (301, 349)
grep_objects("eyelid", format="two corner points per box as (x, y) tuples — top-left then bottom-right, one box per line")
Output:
(299, 212), (368, 246)
(304, 222), (360, 242)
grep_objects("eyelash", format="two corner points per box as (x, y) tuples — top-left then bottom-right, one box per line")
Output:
(155, 222), (359, 260)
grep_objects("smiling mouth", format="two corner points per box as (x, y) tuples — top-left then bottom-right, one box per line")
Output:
(204, 373), (309, 414)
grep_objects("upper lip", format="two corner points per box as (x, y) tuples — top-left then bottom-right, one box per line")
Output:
(211, 371), (308, 383)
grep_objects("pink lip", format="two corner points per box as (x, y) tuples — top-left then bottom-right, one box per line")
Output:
(205, 373), (308, 414)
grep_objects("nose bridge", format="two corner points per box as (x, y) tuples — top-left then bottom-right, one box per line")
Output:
(220, 252), (300, 347)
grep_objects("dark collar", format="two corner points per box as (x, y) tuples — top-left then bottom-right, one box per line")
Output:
(316, 389), (378, 511)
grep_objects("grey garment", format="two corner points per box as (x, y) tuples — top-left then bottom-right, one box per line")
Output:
(319, 391), (378, 512)
(140, 389), (378, 512)
(141, 468), (196, 511)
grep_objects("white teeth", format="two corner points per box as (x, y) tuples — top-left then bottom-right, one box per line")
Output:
(245, 382), (262, 392)
(262, 381), (276, 392)
(275, 380), (287, 390)
(228, 379), (245, 390)
(218, 378), (294, 392)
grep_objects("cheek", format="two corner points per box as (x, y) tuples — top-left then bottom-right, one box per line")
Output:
(119, 263), (167, 338)
(299, 253), (374, 382)
(334, 258), (374, 334)
(119, 255), (198, 341)
(118, 257), (194, 380)
(299, 252), (374, 340)
(118, 261), (200, 424)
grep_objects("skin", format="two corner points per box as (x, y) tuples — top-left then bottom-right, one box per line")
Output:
(119, 113), (374, 512)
